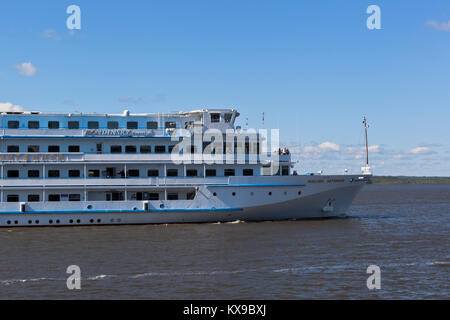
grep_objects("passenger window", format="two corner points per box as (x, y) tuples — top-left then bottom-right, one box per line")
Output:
(8, 121), (19, 129)
(88, 121), (99, 129)
(48, 121), (59, 129)
(28, 121), (40, 129)
(68, 121), (79, 129)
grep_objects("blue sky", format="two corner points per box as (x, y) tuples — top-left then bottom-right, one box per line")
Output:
(1, 0), (449, 176)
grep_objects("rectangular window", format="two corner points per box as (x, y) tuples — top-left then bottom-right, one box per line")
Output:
(110, 145), (122, 153)
(205, 169), (216, 177)
(28, 194), (40, 202)
(48, 194), (60, 202)
(165, 121), (176, 129)
(168, 145), (175, 153)
(186, 192), (196, 200)
(167, 193), (178, 200)
(224, 169), (235, 177)
(125, 145), (137, 153)
(28, 121), (40, 129)
(210, 113), (220, 123)
(88, 170), (100, 177)
(48, 170), (60, 178)
(149, 193), (159, 200)
(243, 169), (254, 176)
(147, 169), (159, 177)
(69, 194), (81, 201)
(7, 170), (19, 178)
(140, 145), (151, 153)
(48, 121), (59, 129)
(69, 170), (80, 177)
(48, 145), (60, 152)
(8, 121), (19, 129)
(186, 169), (198, 177)
(282, 166), (289, 176)
(107, 121), (119, 129)
(127, 121), (138, 129)
(68, 145), (80, 152)
(28, 145), (40, 152)
(7, 145), (19, 152)
(7, 195), (19, 202)
(28, 170), (40, 178)
(224, 113), (233, 123)
(167, 169), (178, 177)
(88, 121), (99, 129)
(68, 121), (79, 129)
(154, 145), (166, 153)
(127, 169), (139, 177)
(147, 121), (158, 129)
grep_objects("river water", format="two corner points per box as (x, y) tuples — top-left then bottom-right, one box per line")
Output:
(0, 184), (448, 299)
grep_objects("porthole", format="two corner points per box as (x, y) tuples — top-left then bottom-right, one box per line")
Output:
(56, 220), (60, 224)
(49, 220), (53, 224)
(87, 205), (93, 209)
(28, 220), (32, 224)
(90, 219), (94, 223)
(14, 220), (18, 224)
(268, 192), (272, 196)
(284, 191), (287, 195)
(232, 192), (236, 196)
(7, 220), (11, 225)
(133, 207), (137, 211)
(250, 192), (254, 196)
(35, 220), (39, 224)
(69, 219), (74, 223)
(160, 204), (164, 208)
(110, 219), (114, 223)
(298, 191), (302, 196)
(97, 219), (101, 223)
(77, 219), (81, 223)
(213, 192), (217, 196)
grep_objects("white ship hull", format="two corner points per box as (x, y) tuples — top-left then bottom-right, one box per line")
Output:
(0, 175), (366, 227)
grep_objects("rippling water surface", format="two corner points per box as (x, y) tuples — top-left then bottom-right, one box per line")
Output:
(0, 184), (449, 299)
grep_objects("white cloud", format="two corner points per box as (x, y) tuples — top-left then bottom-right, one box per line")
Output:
(409, 147), (436, 155)
(15, 62), (37, 77)
(426, 20), (450, 32)
(303, 142), (340, 153)
(0, 102), (24, 112)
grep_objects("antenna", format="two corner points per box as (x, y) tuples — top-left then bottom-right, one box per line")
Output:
(262, 112), (265, 128)
(246, 117), (248, 130)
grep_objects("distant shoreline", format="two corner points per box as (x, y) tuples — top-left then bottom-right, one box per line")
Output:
(370, 176), (450, 184)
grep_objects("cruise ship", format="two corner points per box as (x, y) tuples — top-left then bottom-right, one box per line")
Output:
(0, 108), (370, 227)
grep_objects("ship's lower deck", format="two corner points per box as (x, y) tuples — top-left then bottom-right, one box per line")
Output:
(0, 175), (367, 227)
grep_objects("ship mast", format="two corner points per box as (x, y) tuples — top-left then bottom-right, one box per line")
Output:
(363, 116), (369, 166)
(361, 116), (372, 175)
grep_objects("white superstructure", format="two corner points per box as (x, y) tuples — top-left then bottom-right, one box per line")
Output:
(0, 109), (369, 227)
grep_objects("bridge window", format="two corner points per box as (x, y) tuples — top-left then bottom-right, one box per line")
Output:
(186, 192), (196, 200)
(7, 195), (19, 202)
(28, 194), (40, 202)
(243, 169), (254, 176)
(28, 121), (40, 129)
(167, 169), (178, 177)
(282, 166), (289, 176)
(149, 193), (159, 200)
(28, 170), (40, 178)
(224, 169), (235, 177)
(68, 121), (79, 129)
(107, 121), (119, 129)
(206, 169), (216, 177)
(48, 121), (59, 129)
(7, 145), (19, 152)
(48, 194), (60, 202)
(7, 170), (19, 178)
(69, 170), (80, 177)
(48, 145), (60, 152)
(186, 169), (198, 177)
(224, 113), (233, 123)
(8, 121), (19, 129)
(88, 121), (99, 129)
(127, 121), (138, 129)
(28, 145), (40, 152)
(125, 145), (137, 153)
(155, 145), (166, 153)
(111, 145), (122, 153)
(210, 113), (220, 123)
(140, 145), (151, 153)
(68, 145), (80, 152)
(147, 169), (159, 177)
(165, 121), (176, 129)
(147, 121), (158, 129)
(48, 170), (60, 178)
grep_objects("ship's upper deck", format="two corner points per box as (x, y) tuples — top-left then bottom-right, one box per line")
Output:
(0, 108), (240, 137)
